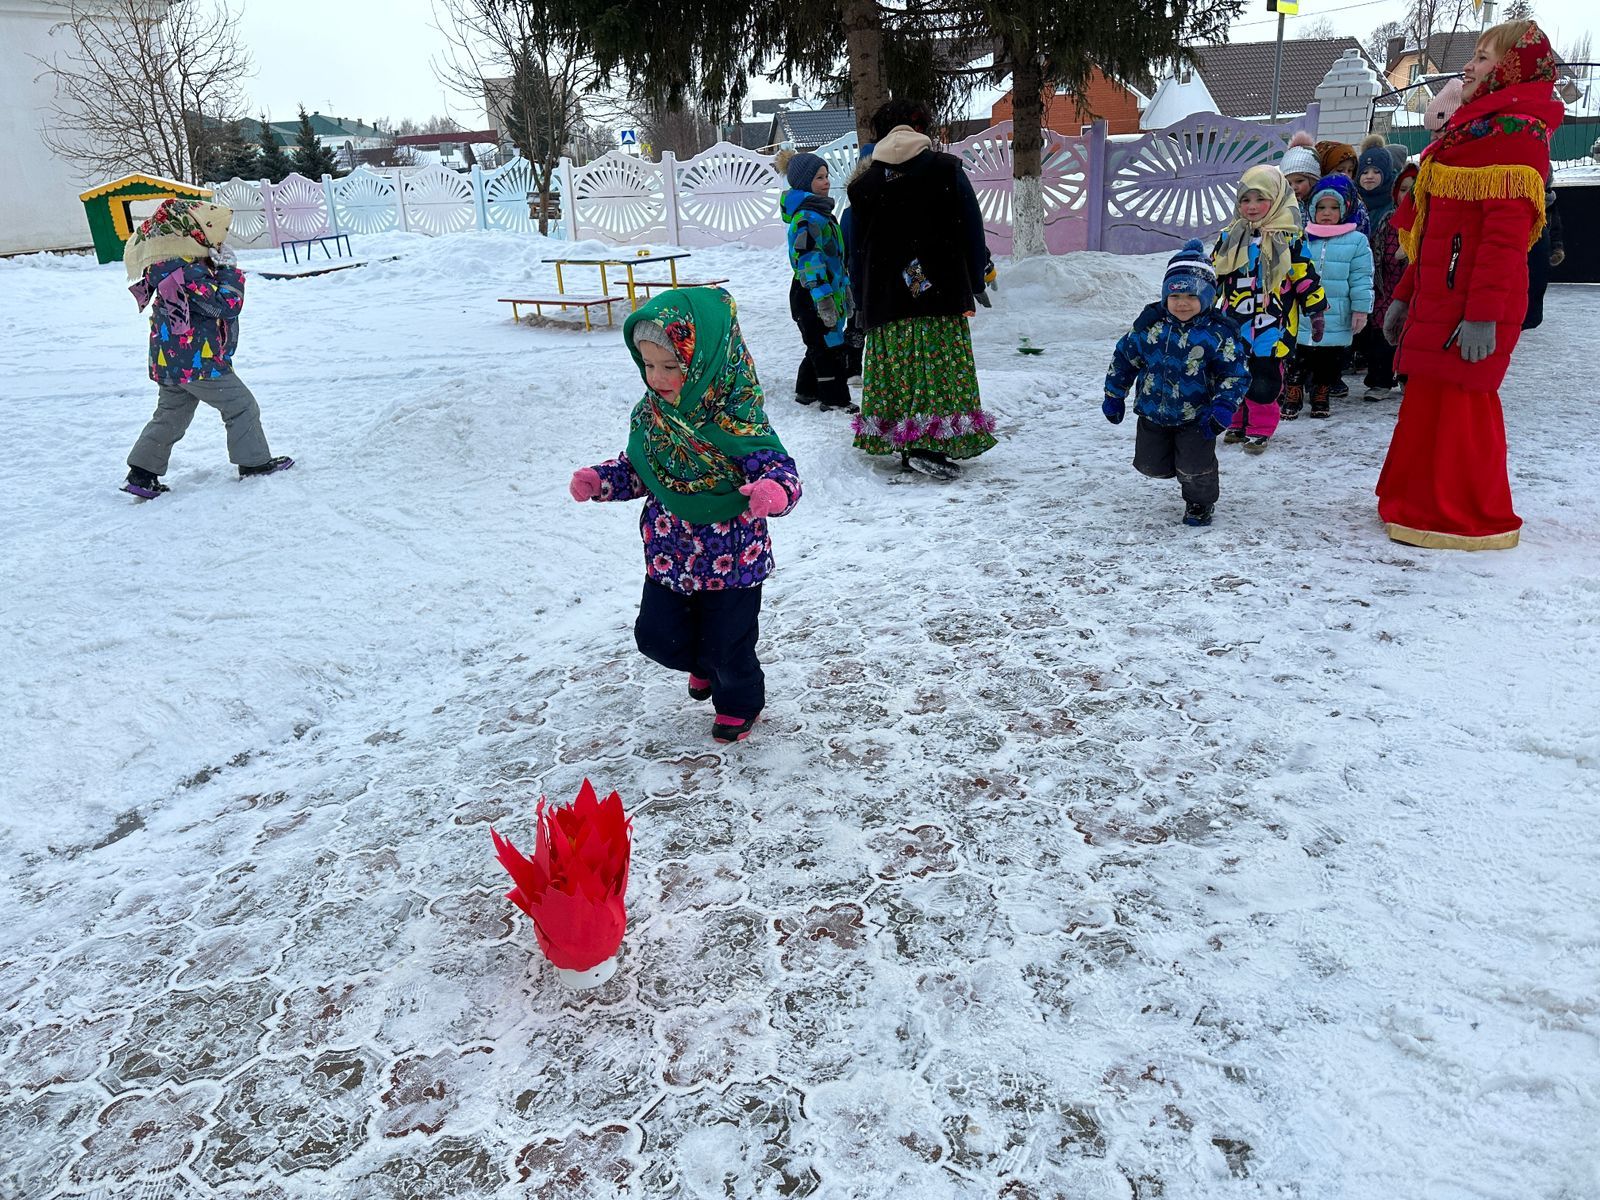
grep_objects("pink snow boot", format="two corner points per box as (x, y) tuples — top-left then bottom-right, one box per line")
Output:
(712, 714), (756, 743)
(688, 674), (712, 700)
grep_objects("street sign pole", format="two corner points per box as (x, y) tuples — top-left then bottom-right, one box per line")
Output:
(1270, 10), (1287, 122)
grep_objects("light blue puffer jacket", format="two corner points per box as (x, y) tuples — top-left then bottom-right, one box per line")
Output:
(1302, 225), (1374, 348)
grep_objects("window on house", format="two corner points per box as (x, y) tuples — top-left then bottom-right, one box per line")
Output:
(1409, 61), (1421, 83)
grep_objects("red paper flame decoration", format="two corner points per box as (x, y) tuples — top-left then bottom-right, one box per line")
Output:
(491, 780), (632, 972)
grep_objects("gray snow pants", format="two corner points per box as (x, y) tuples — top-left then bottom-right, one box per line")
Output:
(127, 374), (272, 476)
(1133, 416), (1219, 507)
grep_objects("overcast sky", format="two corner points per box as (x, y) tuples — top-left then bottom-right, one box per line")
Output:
(235, 0), (1599, 128)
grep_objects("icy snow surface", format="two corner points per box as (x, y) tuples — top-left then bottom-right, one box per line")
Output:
(2, 233), (1598, 1199)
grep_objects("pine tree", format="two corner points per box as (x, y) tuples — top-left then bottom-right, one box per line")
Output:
(255, 114), (293, 182)
(1505, 0), (1534, 19)
(291, 105), (340, 179)
(203, 119), (259, 181)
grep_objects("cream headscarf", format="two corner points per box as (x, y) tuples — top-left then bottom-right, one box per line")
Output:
(123, 198), (233, 280)
(1212, 165), (1301, 297)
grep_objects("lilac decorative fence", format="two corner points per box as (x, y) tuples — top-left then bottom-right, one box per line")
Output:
(206, 107), (1317, 256)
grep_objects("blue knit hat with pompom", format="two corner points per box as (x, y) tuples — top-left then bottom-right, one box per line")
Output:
(1163, 238), (1217, 309)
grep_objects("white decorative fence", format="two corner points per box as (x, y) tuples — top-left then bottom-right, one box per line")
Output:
(207, 108), (1319, 257)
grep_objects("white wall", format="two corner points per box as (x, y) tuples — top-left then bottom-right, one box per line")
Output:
(0, 1), (98, 255)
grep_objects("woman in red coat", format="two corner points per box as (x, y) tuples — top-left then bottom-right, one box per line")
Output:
(1377, 20), (1564, 550)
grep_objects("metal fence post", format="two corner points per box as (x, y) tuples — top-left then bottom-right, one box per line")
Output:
(1084, 121), (1109, 253)
(321, 174), (339, 236)
(471, 163), (488, 230)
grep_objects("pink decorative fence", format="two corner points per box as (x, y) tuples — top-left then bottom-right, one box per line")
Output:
(208, 107), (1318, 256)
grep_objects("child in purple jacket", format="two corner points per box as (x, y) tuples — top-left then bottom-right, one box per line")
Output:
(569, 287), (801, 744)
(120, 199), (292, 498)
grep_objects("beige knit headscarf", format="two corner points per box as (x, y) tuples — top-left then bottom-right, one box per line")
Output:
(123, 198), (233, 280)
(1212, 165), (1301, 297)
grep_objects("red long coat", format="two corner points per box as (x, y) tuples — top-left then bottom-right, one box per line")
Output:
(1391, 80), (1563, 391)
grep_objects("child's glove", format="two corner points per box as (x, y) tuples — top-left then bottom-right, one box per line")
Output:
(211, 242), (237, 266)
(1102, 396), (1125, 425)
(1201, 403), (1233, 439)
(569, 467), (602, 501)
(1550, 246), (1565, 267)
(1351, 312), (1368, 335)
(1310, 312), (1326, 342)
(816, 295), (839, 329)
(1382, 299), (1408, 345)
(1455, 320), (1496, 363)
(739, 478), (788, 519)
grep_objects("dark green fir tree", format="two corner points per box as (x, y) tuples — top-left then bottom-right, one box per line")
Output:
(292, 105), (341, 179)
(255, 114), (293, 182)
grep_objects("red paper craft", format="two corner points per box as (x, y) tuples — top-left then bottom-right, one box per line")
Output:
(491, 780), (632, 972)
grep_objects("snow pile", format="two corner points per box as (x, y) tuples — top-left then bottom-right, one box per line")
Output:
(1, 235), (1598, 1200)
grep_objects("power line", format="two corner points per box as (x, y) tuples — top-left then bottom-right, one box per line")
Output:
(1229, 0), (1400, 32)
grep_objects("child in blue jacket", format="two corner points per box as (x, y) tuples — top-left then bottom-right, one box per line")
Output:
(1104, 241), (1250, 527)
(778, 150), (854, 413)
(1296, 176), (1375, 419)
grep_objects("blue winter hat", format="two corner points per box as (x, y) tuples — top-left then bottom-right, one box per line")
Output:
(1357, 142), (1398, 195)
(785, 151), (827, 191)
(1163, 238), (1217, 309)
(1309, 173), (1358, 222)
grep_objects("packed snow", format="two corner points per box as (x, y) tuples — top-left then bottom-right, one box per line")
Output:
(1, 231), (1597, 1200)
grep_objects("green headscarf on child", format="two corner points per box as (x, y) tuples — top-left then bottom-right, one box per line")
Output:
(623, 287), (787, 525)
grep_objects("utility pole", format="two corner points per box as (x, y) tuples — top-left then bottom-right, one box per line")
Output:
(1268, 0), (1299, 122)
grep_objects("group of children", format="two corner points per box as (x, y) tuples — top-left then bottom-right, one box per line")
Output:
(1104, 131), (1421, 526)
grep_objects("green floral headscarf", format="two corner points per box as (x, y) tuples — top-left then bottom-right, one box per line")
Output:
(623, 287), (787, 524)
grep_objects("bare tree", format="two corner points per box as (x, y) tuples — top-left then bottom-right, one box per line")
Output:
(1292, 16), (1340, 40)
(33, 0), (252, 185)
(1365, 19), (1407, 70)
(433, 0), (602, 233)
(1402, 0), (1476, 73)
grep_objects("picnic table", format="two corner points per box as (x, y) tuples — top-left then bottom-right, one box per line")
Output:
(541, 249), (693, 310)
(280, 233), (353, 265)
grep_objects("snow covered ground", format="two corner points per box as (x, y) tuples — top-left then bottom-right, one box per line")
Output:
(2, 233), (1598, 1200)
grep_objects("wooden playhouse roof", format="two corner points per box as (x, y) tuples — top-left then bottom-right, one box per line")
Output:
(78, 174), (212, 204)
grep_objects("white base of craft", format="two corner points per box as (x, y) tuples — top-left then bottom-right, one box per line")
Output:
(555, 955), (618, 990)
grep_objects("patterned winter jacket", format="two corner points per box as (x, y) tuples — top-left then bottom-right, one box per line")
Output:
(1372, 212), (1406, 327)
(781, 190), (849, 312)
(1211, 236), (1327, 360)
(131, 257), (245, 386)
(586, 448), (802, 594)
(1104, 303), (1251, 427)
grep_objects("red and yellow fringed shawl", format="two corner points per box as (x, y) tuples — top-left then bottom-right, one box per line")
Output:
(1398, 23), (1564, 263)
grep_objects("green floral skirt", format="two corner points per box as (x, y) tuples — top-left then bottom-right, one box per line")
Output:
(852, 315), (997, 459)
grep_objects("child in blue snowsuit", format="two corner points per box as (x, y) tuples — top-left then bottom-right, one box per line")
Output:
(1296, 175), (1375, 419)
(1103, 240), (1251, 526)
(779, 150), (854, 412)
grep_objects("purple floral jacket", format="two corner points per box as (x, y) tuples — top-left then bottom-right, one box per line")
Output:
(588, 448), (802, 594)
(131, 258), (245, 386)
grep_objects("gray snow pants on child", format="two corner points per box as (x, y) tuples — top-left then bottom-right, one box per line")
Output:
(1133, 417), (1220, 507)
(127, 374), (272, 475)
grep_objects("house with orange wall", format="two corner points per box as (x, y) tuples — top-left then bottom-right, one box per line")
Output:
(991, 72), (1145, 136)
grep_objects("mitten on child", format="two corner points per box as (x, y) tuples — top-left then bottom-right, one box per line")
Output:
(211, 242), (237, 266)
(569, 467), (602, 501)
(1200, 402), (1234, 439)
(1102, 396), (1125, 425)
(1351, 312), (1368, 334)
(1310, 312), (1327, 341)
(1382, 299), (1408, 345)
(816, 295), (839, 328)
(739, 478), (788, 518)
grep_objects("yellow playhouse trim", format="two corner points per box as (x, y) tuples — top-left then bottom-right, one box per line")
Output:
(77, 174), (211, 204)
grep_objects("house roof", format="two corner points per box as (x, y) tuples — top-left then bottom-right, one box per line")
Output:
(393, 129), (498, 146)
(775, 107), (858, 149)
(1420, 30), (1477, 75)
(1190, 37), (1373, 118)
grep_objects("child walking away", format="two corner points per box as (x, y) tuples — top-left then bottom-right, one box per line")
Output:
(1212, 165), (1327, 452)
(1298, 176), (1375, 419)
(1104, 241), (1250, 526)
(569, 288), (801, 745)
(777, 150), (855, 413)
(121, 199), (292, 498)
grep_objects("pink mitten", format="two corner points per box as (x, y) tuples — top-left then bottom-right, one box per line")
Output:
(739, 478), (788, 519)
(569, 467), (601, 501)
(1352, 312), (1369, 334)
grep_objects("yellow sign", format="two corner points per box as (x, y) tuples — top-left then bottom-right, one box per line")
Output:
(1269, 0), (1300, 12)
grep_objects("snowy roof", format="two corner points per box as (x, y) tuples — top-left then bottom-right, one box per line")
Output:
(774, 107), (857, 150)
(1185, 37), (1372, 119)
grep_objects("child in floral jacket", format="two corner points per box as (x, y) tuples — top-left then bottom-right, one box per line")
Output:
(569, 287), (801, 744)
(1104, 241), (1250, 527)
(121, 199), (292, 498)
